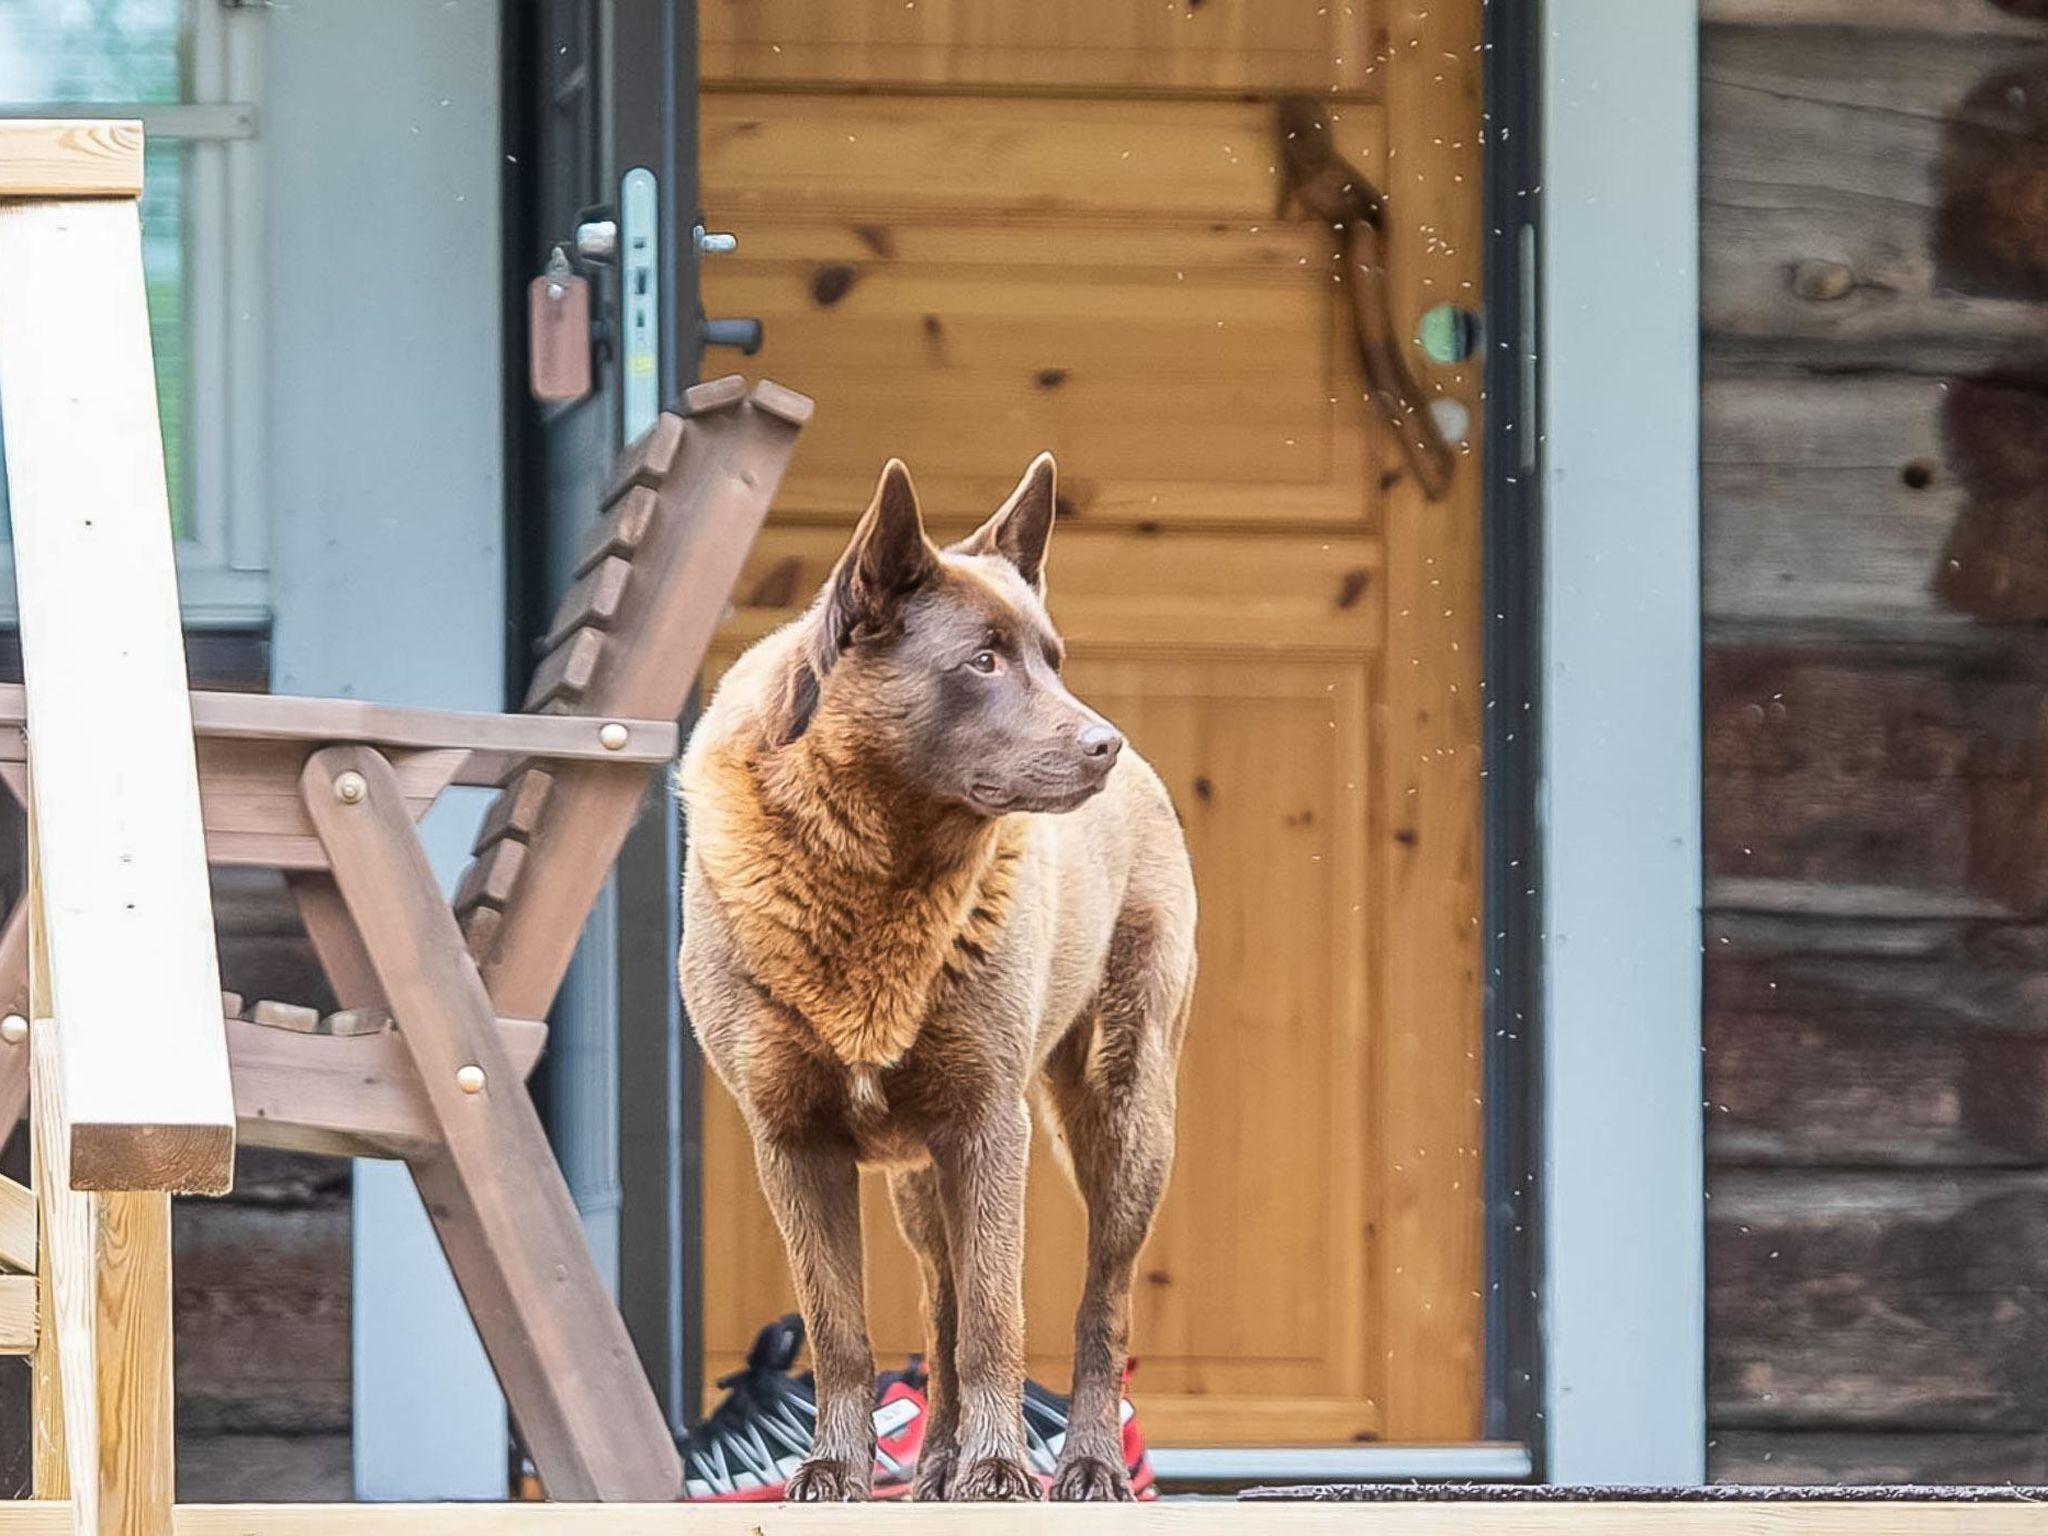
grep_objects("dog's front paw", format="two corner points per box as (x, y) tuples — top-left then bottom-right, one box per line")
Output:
(951, 1454), (1041, 1502)
(911, 1446), (956, 1502)
(1050, 1452), (1133, 1502)
(786, 1457), (871, 1502)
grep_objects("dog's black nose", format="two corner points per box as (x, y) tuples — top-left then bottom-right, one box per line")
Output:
(1078, 723), (1123, 761)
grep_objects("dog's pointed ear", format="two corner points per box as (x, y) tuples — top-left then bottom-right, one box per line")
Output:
(953, 452), (1056, 593)
(815, 458), (936, 658)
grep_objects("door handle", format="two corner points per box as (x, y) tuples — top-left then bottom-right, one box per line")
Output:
(694, 222), (759, 354)
(703, 317), (763, 355)
(1274, 96), (1456, 502)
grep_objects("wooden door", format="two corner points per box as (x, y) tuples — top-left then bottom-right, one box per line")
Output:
(694, 0), (1486, 1448)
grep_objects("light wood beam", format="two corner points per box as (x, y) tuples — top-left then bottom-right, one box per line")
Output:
(0, 190), (234, 1194)
(0, 121), (143, 200)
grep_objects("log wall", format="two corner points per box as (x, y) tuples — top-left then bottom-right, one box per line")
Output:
(1703, 0), (2048, 1485)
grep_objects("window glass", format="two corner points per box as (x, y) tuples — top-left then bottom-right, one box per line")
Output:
(0, 0), (188, 104)
(0, 1), (191, 535)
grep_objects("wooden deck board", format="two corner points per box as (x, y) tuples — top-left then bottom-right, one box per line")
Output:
(0, 1501), (2045, 1533)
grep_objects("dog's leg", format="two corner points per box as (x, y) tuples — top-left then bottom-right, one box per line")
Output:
(1042, 986), (1187, 1500)
(753, 1137), (875, 1500)
(887, 1163), (960, 1500)
(934, 1105), (1040, 1501)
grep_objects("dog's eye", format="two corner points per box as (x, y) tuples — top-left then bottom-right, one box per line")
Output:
(967, 649), (1000, 675)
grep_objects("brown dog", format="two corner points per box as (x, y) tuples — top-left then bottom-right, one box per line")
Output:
(678, 454), (1196, 1502)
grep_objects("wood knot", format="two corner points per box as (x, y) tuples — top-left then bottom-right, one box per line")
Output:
(810, 264), (859, 307)
(1789, 259), (1856, 302)
(747, 556), (806, 609)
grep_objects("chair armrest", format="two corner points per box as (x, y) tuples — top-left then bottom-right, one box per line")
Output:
(0, 683), (678, 778)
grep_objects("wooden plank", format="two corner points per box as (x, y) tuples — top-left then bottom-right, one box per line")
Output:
(33, 1004), (177, 1534)
(602, 413), (685, 510)
(3, 1011), (549, 1157)
(300, 745), (678, 1500)
(0, 1502), (2042, 1535)
(0, 1273), (32, 1352)
(573, 486), (661, 577)
(1703, 376), (1962, 638)
(0, 746), (466, 872)
(1703, 26), (2048, 373)
(1705, 646), (2042, 786)
(1711, 1430), (2048, 1486)
(704, 92), (1385, 223)
(452, 840), (527, 919)
(692, 204), (1392, 528)
(170, 1435), (350, 1504)
(285, 873), (386, 1016)
(0, 892), (26, 1150)
(1706, 935), (2048, 1167)
(717, 525), (1384, 654)
(471, 769), (554, 854)
(0, 121), (143, 199)
(0, 194), (235, 1194)
(1375, 0), (1487, 1443)
(247, 1001), (320, 1035)
(0, 686), (677, 770)
(701, 0), (1380, 95)
(1703, 641), (2042, 912)
(1705, 0), (2048, 33)
(521, 628), (606, 712)
(230, 1012), (546, 1160)
(0, 1172), (32, 1273)
(318, 1008), (392, 1037)
(30, 838), (64, 1502)
(542, 558), (633, 652)
(171, 1183), (349, 1447)
(485, 385), (804, 1019)
(1708, 1170), (2048, 1431)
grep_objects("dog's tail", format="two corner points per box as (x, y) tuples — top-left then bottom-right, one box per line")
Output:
(848, 1063), (888, 1120)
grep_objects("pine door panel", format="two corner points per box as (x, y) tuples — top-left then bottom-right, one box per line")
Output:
(696, 0), (1485, 1448)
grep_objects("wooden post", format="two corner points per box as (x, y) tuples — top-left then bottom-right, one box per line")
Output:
(0, 121), (223, 1536)
(28, 826), (177, 1536)
(0, 121), (236, 1196)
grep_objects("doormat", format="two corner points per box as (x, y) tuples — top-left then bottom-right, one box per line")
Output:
(1241, 1484), (2048, 1503)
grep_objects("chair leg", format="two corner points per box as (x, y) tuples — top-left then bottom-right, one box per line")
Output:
(0, 895), (29, 1154)
(299, 744), (679, 1502)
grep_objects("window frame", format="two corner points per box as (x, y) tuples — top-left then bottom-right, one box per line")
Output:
(0, 0), (267, 627)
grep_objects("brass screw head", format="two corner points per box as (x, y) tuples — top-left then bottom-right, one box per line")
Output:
(456, 1064), (486, 1095)
(334, 770), (367, 805)
(598, 722), (630, 751)
(0, 1014), (24, 1046)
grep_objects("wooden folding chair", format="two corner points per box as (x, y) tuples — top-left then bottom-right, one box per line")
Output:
(0, 366), (811, 1500)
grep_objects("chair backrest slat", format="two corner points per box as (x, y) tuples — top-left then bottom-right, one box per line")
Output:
(457, 376), (809, 1020)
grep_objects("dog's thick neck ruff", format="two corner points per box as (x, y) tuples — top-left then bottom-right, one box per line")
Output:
(692, 699), (1024, 1076)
